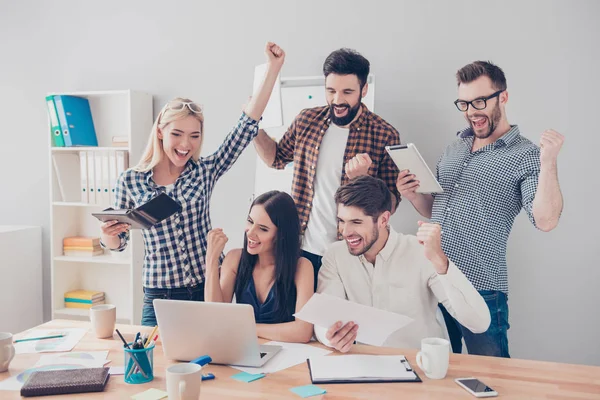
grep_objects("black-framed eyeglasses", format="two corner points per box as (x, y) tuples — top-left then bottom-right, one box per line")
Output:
(454, 89), (504, 112)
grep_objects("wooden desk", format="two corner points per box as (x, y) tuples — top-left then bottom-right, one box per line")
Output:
(2, 320), (599, 399)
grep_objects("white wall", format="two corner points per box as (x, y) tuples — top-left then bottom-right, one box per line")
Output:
(0, 0), (598, 366)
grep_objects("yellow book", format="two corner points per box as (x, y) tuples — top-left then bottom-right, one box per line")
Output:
(63, 246), (102, 251)
(64, 302), (104, 309)
(64, 290), (105, 301)
(63, 237), (101, 247)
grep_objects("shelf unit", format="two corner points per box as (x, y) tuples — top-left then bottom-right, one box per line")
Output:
(49, 90), (153, 325)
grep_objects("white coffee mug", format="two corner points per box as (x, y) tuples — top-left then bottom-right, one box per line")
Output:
(416, 337), (450, 379)
(0, 332), (16, 372)
(90, 304), (116, 339)
(166, 363), (203, 400)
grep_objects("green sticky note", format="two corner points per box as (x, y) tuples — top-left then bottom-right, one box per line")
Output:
(290, 385), (327, 398)
(131, 388), (168, 400)
(231, 371), (266, 382)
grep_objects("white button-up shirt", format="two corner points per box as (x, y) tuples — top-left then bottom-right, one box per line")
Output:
(315, 227), (491, 350)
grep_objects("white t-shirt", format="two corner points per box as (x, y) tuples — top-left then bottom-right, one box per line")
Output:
(302, 124), (350, 256)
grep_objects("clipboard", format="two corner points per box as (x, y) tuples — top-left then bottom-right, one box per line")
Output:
(385, 143), (443, 194)
(306, 355), (422, 384)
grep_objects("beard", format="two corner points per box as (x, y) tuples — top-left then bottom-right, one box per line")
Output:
(469, 100), (502, 139)
(347, 224), (380, 257)
(329, 99), (362, 126)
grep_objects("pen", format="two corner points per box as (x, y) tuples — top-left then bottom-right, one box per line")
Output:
(116, 329), (149, 379)
(14, 334), (65, 343)
(144, 326), (158, 348)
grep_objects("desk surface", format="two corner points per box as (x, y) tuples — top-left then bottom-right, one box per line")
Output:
(2, 320), (599, 399)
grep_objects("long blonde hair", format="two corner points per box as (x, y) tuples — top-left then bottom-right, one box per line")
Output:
(134, 97), (204, 172)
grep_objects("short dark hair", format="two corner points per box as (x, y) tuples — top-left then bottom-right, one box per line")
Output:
(334, 176), (392, 220)
(323, 48), (370, 89)
(456, 61), (507, 91)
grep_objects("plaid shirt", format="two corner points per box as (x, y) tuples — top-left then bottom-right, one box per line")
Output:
(431, 125), (540, 294)
(272, 104), (401, 233)
(110, 113), (259, 289)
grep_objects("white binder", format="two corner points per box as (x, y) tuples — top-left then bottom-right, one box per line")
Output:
(79, 151), (88, 203)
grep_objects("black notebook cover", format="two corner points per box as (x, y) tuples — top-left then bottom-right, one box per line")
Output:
(20, 367), (110, 397)
(92, 192), (182, 229)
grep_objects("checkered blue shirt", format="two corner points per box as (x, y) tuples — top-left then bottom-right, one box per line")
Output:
(111, 113), (259, 288)
(431, 125), (540, 294)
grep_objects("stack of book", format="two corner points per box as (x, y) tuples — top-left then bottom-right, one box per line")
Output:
(64, 290), (105, 309)
(63, 237), (104, 257)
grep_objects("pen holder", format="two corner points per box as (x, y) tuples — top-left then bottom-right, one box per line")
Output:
(124, 342), (154, 384)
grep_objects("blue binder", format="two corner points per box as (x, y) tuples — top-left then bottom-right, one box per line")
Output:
(54, 95), (98, 147)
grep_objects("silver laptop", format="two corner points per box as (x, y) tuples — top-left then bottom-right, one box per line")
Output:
(153, 299), (282, 367)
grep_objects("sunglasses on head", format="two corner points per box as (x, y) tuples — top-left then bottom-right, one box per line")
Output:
(167, 101), (203, 114)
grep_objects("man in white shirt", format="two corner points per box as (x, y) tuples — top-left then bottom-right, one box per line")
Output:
(316, 176), (490, 352)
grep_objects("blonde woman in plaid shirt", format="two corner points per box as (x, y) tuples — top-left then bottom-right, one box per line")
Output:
(100, 43), (286, 326)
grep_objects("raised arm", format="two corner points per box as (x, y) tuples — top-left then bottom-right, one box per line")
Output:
(531, 129), (564, 231)
(417, 221), (490, 333)
(204, 230), (239, 303)
(206, 42), (286, 180)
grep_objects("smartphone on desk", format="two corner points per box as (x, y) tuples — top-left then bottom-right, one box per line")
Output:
(455, 378), (498, 397)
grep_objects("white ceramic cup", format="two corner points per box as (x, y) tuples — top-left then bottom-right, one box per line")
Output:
(0, 332), (15, 372)
(90, 304), (116, 339)
(416, 337), (450, 379)
(166, 363), (203, 400)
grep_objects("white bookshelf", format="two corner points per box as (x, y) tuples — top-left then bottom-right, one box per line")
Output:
(49, 90), (153, 325)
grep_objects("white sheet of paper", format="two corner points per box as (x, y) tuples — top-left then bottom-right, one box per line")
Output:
(14, 328), (87, 354)
(294, 293), (414, 346)
(109, 366), (125, 375)
(308, 355), (416, 380)
(252, 63), (283, 129)
(231, 341), (331, 375)
(37, 351), (109, 364)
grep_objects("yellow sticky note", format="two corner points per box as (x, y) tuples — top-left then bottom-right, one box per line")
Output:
(131, 388), (168, 400)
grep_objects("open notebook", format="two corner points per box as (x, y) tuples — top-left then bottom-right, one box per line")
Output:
(92, 193), (182, 230)
(307, 355), (421, 384)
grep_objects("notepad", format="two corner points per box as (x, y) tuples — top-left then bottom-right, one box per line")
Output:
(20, 367), (110, 397)
(92, 192), (182, 229)
(231, 371), (266, 383)
(307, 355), (421, 384)
(290, 384), (327, 397)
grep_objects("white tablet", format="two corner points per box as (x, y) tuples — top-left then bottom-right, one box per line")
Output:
(385, 143), (443, 194)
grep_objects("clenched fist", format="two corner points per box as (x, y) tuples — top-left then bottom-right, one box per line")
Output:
(416, 221), (448, 274)
(265, 42), (285, 69)
(345, 153), (372, 179)
(206, 228), (228, 267)
(539, 129), (564, 166)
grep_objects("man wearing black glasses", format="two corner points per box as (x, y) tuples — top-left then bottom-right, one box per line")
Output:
(396, 61), (564, 358)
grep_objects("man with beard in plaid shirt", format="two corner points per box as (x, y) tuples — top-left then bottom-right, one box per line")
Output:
(254, 48), (401, 290)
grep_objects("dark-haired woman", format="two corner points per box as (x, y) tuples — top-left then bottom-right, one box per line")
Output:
(204, 191), (314, 343)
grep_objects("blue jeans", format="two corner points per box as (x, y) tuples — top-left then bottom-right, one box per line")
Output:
(141, 283), (205, 327)
(301, 250), (322, 292)
(439, 290), (510, 358)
